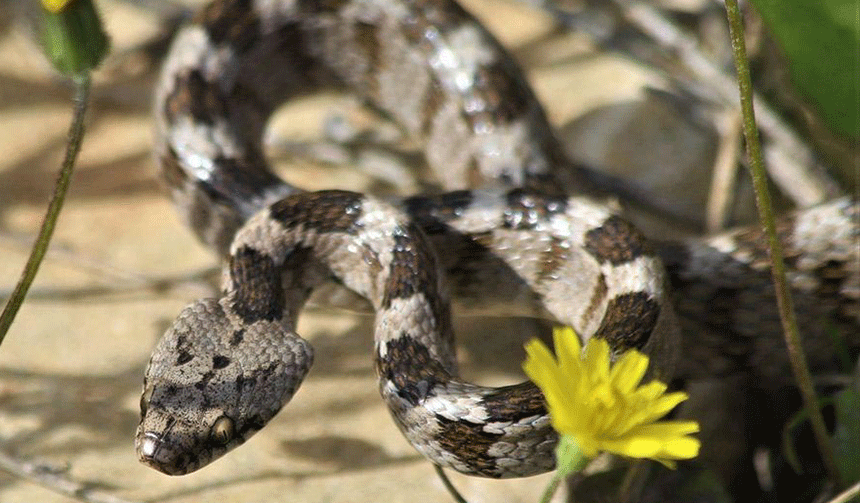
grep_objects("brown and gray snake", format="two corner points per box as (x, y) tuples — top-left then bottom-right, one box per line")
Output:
(136, 0), (860, 479)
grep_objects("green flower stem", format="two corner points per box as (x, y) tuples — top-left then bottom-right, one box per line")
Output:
(722, 0), (842, 489)
(539, 436), (589, 503)
(538, 471), (565, 503)
(0, 75), (91, 345)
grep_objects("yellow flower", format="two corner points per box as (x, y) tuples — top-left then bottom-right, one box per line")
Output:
(42, 0), (74, 13)
(524, 326), (700, 468)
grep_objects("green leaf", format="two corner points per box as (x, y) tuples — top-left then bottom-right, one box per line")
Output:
(748, 0), (859, 139)
(781, 396), (836, 475)
(833, 385), (860, 483)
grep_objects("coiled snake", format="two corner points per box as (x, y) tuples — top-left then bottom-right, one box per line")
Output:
(136, 0), (860, 478)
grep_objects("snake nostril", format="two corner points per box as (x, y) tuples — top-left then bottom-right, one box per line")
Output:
(137, 432), (162, 465)
(137, 432), (191, 476)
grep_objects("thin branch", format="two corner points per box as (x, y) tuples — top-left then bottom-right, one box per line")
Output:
(0, 233), (218, 302)
(827, 480), (860, 503)
(616, 1), (842, 206)
(706, 110), (743, 232)
(0, 268), (217, 303)
(530, 0), (842, 206)
(0, 450), (142, 503)
(723, 0), (843, 488)
(0, 232), (175, 284)
(433, 465), (469, 503)
(0, 75), (90, 345)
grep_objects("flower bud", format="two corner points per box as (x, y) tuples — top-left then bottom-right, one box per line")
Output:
(40, 0), (110, 76)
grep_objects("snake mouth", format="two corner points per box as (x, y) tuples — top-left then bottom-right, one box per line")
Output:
(136, 431), (194, 476)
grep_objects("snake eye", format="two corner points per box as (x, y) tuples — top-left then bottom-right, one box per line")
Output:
(210, 416), (234, 445)
(139, 385), (153, 416)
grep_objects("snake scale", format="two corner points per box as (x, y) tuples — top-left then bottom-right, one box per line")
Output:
(136, 0), (860, 478)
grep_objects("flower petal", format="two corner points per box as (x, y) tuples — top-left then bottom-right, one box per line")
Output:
(600, 436), (663, 458)
(553, 326), (582, 373)
(524, 338), (582, 434)
(654, 436), (701, 459)
(522, 326), (700, 467)
(583, 338), (610, 385)
(631, 380), (668, 402)
(609, 350), (648, 392)
(523, 340), (559, 388)
(635, 391), (690, 423)
(625, 421), (701, 442)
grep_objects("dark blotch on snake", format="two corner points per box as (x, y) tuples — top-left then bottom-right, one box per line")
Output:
(229, 246), (284, 324)
(479, 382), (547, 422)
(197, 0), (260, 51)
(594, 292), (660, 349)
(270, 191), (363, 234)
(212, 355), (231, 369)
(378, 334), (450, 406)
(194, 370), (217, 391)
(432, 415), (504, 478)
(229, 329), (245, 346)
(381, 224), (440, 310)
(472, 60), (535, 123)
(584, 215), (651, 265)
(176, 350), (194, 366)
(164, 70), (227, 126)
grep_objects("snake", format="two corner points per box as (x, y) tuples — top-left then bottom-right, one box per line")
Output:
(136, 0), (860, 479)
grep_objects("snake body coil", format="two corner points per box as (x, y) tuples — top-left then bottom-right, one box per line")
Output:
(137, 0), (860, 477)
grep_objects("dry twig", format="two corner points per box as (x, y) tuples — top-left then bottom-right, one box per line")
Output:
(0, 451), (142, 503)
(526, 0), (843, 206)
(706, 110), (743, 232)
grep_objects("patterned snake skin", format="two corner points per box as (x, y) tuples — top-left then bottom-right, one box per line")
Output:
(136, 0), (860, 478)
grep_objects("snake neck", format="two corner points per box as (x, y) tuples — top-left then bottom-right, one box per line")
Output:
(223, 190), (562, 477)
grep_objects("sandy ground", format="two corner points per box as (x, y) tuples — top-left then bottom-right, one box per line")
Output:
(0, 1), (682, 502)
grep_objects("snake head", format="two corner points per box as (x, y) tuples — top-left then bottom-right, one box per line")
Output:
(136, 298), (313, 475)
